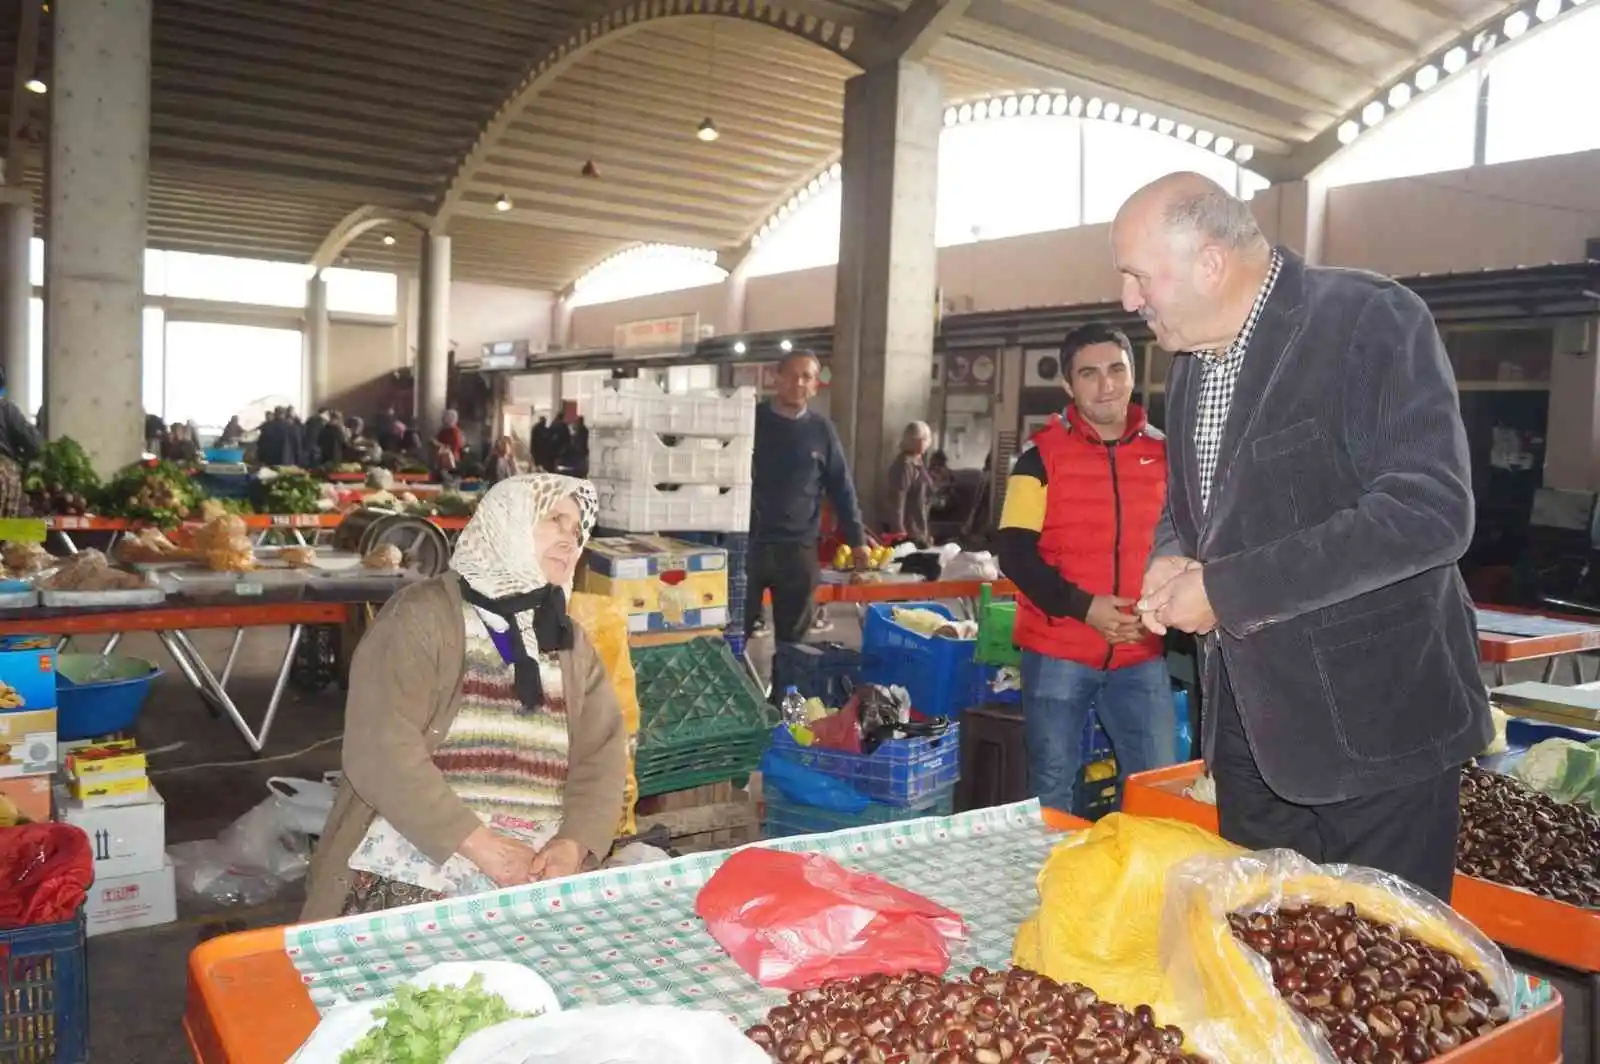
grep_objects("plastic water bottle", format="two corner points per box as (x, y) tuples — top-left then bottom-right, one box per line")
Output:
(780, 685), (807, 727)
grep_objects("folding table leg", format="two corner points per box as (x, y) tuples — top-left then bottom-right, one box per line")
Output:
(159, 626), (305, 754)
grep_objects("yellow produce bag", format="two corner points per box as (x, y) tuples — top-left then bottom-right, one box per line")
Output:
(1013, 813), (1243, 1010)
(568, 591), (641, 837)
(1158, 850), (1515, 1064)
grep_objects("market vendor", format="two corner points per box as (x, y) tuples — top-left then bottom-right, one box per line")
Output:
(996, 323), (1175, 816)
(301, 473), (629, 919)
(1117, 173), (1488, 900)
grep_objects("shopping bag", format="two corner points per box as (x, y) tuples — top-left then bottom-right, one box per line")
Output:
(695, 847), (967, 990)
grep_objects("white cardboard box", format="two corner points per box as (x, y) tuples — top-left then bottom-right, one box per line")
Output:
(57, 783), (166, 878)
(83, 857), (176, 937)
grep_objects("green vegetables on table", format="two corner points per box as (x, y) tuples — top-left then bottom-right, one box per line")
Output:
(24, 437), (102, 515)
(261, 469), (323, 514)
(339, 974), (532, 1064)
(98, 460), (206, 526)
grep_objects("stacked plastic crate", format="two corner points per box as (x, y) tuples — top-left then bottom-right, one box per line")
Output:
(586, 380), (756, 640)
(586, 381), (756, 534)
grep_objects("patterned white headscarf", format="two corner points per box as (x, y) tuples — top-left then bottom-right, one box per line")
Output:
(450, 473), (598, 706)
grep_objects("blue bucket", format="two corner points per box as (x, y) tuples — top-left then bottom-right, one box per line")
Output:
(55, 654), (162, 742)
(204, 447), (245, 464)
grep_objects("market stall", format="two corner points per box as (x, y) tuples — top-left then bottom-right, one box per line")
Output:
(182, 800), (1566, 1064)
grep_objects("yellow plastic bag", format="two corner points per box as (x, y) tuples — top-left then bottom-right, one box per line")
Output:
(568, 592), (641, 837)
(1158, 850), (1515, 1064)
(1013, 813), (1243, 1010)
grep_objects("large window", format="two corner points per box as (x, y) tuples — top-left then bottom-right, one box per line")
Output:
(1317, 71), (1479, 188)
(324, 266), (400, 316)
(1485, 3), (1600, 164)
(160, 252), (310, 308)
(162, 322), (304, 434)
(568, 245), (727, 307)
(746, 111), (1265, 277)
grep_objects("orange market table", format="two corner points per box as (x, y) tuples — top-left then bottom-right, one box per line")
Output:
(1475, 605), (1600, 685)
(35, 512), (470, 551)
(0, 599), (350, 753)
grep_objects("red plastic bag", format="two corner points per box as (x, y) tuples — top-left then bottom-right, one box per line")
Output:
(695, 848), (967, 990)
(0, 823), (92, 928)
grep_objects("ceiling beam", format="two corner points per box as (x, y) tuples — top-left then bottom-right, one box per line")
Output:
(452, 198), (730, 248)
(1143, 0), (1371, 83)
(869, 0), (972, 64)
(475, 159), (777, 210)
(1266, 0), (1416, 56)
(993, 0), (1345, 117)
(504, 110), (824, 168)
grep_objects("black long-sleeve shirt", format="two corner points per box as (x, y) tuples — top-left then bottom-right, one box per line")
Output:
(750, 401), (864, 546)
(995, 445), (1094, 622)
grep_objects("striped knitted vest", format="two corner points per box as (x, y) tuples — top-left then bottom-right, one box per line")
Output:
(431, 604), (570, 824)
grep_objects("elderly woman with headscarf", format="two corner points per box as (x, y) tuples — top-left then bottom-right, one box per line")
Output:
(435, 408), (466, 460)
(882, 420), (935, 546)
(301, 474), (628, 919)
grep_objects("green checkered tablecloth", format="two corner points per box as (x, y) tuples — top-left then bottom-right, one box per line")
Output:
(283, 799), (1556, 1027)
(285, 799), (1061, 1027)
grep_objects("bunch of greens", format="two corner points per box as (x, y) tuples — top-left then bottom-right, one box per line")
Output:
(25, 438), (102, 515)
(433, 492), (476, 517)
(338, 974), (531, 1064)
(98, 461), (206, 526)
(261, 470), (323, 514)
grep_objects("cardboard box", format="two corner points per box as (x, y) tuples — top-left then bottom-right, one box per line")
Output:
(58, 784), (166, 878)
(0, 634), (57, 712)
(0, 774), (52, 824)
(582, 535), (728, 632)
(67, 774), (148, 804)
(83, 858), (176, 937)
(66, 743), (147, 779)
(0, 708), (57, 778)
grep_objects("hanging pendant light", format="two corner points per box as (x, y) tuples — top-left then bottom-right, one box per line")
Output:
(696, 117), (720, 142)
(495, 193), (513, 212)
(581, 159), (600, 178)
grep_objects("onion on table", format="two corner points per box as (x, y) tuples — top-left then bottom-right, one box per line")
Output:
(746, 967), (1203, 1064)
(1229, 903), (1509, 1064)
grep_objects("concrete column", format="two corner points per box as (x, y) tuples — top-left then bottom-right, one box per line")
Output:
(550, 292), (574, 351)
(416, 233), (450, 436)
(831, 60), (942, 523)
(0, 198), (32, 416)
(305, 272), (330, 412)
(723, 260), (749, 336)
(44, 0), (151, 473)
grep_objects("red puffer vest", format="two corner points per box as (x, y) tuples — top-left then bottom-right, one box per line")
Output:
(1012, 405), (1167, 669)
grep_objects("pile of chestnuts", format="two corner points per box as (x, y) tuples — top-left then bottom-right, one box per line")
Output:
(744, 966), (1205, 1064)
(1456, 764), (1600, 908)
(1229, 903), (1509, 1064)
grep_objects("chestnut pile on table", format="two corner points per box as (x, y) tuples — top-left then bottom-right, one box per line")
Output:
(1229, 903), (1509, 1064)
(1456, 764), (1600, 908)
(745, 966), (1205, 1064)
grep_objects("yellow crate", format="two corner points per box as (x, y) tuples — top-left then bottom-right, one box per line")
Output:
(581, 568), (728, 628)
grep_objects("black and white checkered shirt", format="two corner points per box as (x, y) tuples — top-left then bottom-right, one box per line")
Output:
(1192, 249), (1283, 513)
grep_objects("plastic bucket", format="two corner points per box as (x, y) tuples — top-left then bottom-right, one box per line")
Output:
(55, 654), (162, 741)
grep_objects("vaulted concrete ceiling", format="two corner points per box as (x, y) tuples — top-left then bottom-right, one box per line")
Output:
(0, 0), (1557, 290)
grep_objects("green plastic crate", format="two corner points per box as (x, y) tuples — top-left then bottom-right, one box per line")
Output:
(974, 584), (1020, 667)
(631, 636), (777, 797)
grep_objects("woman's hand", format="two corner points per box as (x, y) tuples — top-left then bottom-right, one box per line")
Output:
(459, 826), (540, 887)
(527, 837), (586, 882)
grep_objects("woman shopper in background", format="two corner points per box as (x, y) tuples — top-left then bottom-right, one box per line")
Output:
(0, 367), (41, 516)
(301, 474), (628, 918)
(882, 420), (934, 546)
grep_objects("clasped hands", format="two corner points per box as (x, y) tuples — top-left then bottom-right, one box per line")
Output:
(461, 826), (586, 887)
(1135, 555), (1218, 636)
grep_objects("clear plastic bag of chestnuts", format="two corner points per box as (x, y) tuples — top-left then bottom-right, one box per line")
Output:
(1157, 850), (1516, 1064)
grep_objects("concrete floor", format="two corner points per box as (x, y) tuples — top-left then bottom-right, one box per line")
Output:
(82, 612), (1571, 1062)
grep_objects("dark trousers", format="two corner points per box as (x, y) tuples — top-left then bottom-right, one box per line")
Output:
(744, 540), (820, 644)
(1212, 656), (1462, 902)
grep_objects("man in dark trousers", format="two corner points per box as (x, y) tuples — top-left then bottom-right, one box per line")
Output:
(746, 351), (868, 649)
(1116, 172), (1489, 900)
(996, 323), (1175, 816)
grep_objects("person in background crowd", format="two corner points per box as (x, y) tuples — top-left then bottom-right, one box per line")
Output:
(531, 416), (551, 471)
(399, 426), (429, 467)
(374, 406), (405, 453)
(1119, 173), (1487, 901)
(998, 322), (1175, 816)
(256, 407), (289, 466)
(488, 435), (519, 484)
(164, 422), (200, 464)
(546, 415), (571, 473)
(302, 408), (328, 466)
(746, 350), (868, 650)
(318, 411), (348, 469)
(435, 439), (460, 487)
(0, 367), (42, 517)
(883, 420), (934, 546)
(436, 409), (466, 460)
(218, 416), (245, 446)
(569, 416), (589, 477)
(299, 474), (627, 919)
(144, 412), (167, 455)
(347, 416), (380, 465)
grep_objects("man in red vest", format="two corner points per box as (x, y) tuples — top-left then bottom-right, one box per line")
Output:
(997, 323), (1176, 814)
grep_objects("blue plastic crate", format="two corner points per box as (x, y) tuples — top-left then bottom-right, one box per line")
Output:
(763, 784), (955, 838)
(860, 602), (982, 720)
(773, 642), (863, 707)
(0, 912), (88, 1064)
(768, 723), (961, 806)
